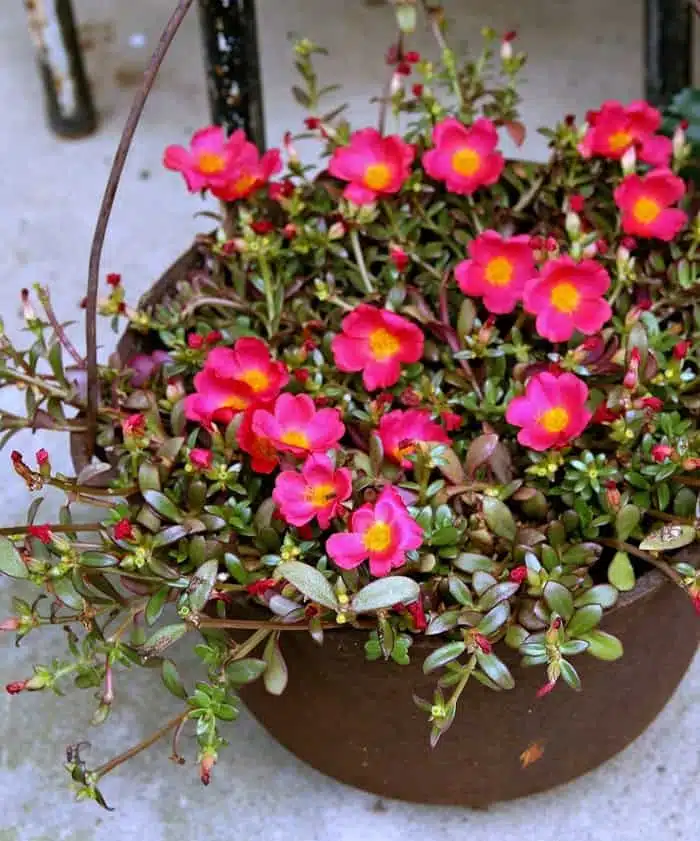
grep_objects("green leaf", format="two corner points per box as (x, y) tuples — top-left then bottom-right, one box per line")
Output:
(453, 552), (494, 573)
(141, 623), (188, 658)
(48, 341), (66, 384)
(574, 584), (618, 609)
(448, 575), (473, 607)
(225, 658), (267, 686)
(543, 581), (574, 621)
(608, 551), (635, 591)
(351, 576), (419, 613)
(615, 504), (640, 541)
(559, 659), (582, 690)
(79, 551), (119, 568)
(138, 462), (161, 493)
(276, 561), (338, 610)
(422, 641), (466, 674)
(477, 600), (510, 635)
(263, 635), (288, 695)
(151, 525), (189, 549)
(465, 434), (498, 478)
(567, 604), (603, 637)
(580, 630), (624, 661)
(639, 524), (696, 552)
(559, 639), (589, 656)
(145, 586), (169, 626)
(476, 651), (514, 690)
(142, 490), (184, 523)
(482, 497), (517, 541)
(187, 559), (219, 613)
(161, 659), (188, 700)
(477, 581), (520, 612)
(0, 536), (28, 579)
(52, 576), (85, 611)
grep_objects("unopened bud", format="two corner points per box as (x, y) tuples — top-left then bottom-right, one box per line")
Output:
(621, 145), (636, 174)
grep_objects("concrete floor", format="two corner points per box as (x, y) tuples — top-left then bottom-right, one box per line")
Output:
(0, 1), (698, 839)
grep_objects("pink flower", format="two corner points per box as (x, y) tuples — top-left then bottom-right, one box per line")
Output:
(184, 338), (289, 427)
(326, 486), (424, 577)
(455, 230), (536, 314)
(390, 245), (409, 272)
(328, 128), (414, 205)
(273, 454), (353, 529)
(378, 409), (450, 469)
(122, 413), (146, 437)
(579, 100), (671, 166)
(505, 371), (592, 451)
(673, 340), (691, 360)
(422, 117), (504, 195)
(523, 256), (612, 342)
(614, 169), (687, 241)
(441, 411), (462, 431)
(331, 304), (424, 391)
(237, 405), (278, 474)
(252, 394), (345, 457)
(651, 444), (674, 463)
(163, 126), (281, 201)
(189, 448), (213, 471)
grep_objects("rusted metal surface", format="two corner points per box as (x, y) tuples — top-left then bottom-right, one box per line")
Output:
(198, 0), (265, 148)
(24, 0), (97, 137)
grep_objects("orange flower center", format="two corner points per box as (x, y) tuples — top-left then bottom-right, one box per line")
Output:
(222, 393), (250, 411)
(363, 163), (392, 191)
(363, 520), (392, 552)
(540, 406), (570, 433)
(281, 429), (310, 450)
(369, 327), (400, 361)
(451, 147), (481, 177)
(198, 152), (226, 174)
(484, 256), (513, 287)
(632, 196), (661, 224)
(608, 130), (633, 153)
(232, 172), (257, 196)
(238, 368), (270, 393)
(550, 281), (580, 314)
(394, 442), (416, 462)
(305, 483), (336, 508)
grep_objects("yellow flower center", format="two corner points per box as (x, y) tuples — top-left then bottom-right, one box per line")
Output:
(451, 147), (481, 177)
(222, 393), (249, 411)
(238, 368), (270, 393)
(369, 327), (401, 361)
(484, 256), (513, 287)
(550, 281), (580, 314)
(232, 172), (257, 196)
(394, 442), (416, 462)
(608, 130), (633, 153)
(363, 521), (393, 552)
(281, 429), (310, 450)
(305, 483), (336, 508)
(363, 162), (392, 191)
(198, 152), (226, 174)
(540, 406), (570, 433)
(632, 196), (661, 224)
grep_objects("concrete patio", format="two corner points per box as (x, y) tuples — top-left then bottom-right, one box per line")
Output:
(0, 1), (698, 839)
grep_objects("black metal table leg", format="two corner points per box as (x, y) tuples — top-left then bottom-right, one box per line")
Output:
(25, 0), (97, 138)
(198, 0), (265, 149)
(644, 0), (693, 107)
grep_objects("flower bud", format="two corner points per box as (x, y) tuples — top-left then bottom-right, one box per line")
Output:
(651, 444), (674, 463)
(621, 145), (636, 174)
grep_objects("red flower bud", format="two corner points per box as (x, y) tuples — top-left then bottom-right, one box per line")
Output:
(440, 411), (462, 432)
(28, 525), (52, 544)
(122, 413), (146, 437)
(692, 592), (700, 616)
(187, 333), (204, 349)
(592, 404), (619, 424)
(673, 340), (691, 361)
(502, 30), (517, 42)
(189, 448), (213, 471)
(269, 179), (295, 200)
(389, 245), (409, 272)
(474, 633), (492, 653)
(651, 444), (674, 463)
(205, 330), (222, 345)
(405, 50), (421, 63)
(569, 194), (585, 213)
(304, 117), (321, 130)
(529, 235), (544, 250)
(246, 578), (277, 597)
(200, 753), (216, 786)
(0, 617), (20, 632)
(640, 396), (663, 412)
(509, 565), (528, 584)
(411, 83), (424, 98)
(406, 599), (427, 631)
(106, 273), (121, 287)
(6, 680), (28, 695)
(536, 679), (557, 698)
(623, 348), (641, 390)
(595, 238), (609, 255)
(396, 61), (411, 76)
(11, 450), (22, 464)
(297, 524), (314, 540)
(399, 387), (421, 407)
(251, 220), (274, 235)
(283, 223), (297, 239)
(621, 236), (637, 251)
(35, 448), (49, 466)
(545, 236), (558, 252)
(293, 368), (310, 384)
(113, 518), (134, 541)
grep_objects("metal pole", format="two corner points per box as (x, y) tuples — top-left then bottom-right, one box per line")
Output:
(644, 0), (693, 107)
(197, 0), (266, 148)
(25, 0), (97, 138)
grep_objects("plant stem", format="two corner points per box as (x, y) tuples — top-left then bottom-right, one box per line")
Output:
(229, 627), (272, 659)
(378, 31), (403, 135)
(197, 616), (376, 632)
(448, 653), (476, 709)
(95, 710), (190, 781)
(598, 538), (685, 587)
(36, 286), (85, 368)
(257, 254), (278, 337)
(419, 1), (464, 110)
(350, 229), (375, 294)
(0, 522), (104, 537)
(181, 296), (248, 319)
(0, 369), (69, 400)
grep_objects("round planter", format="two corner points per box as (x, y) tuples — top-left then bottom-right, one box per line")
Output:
(72, 245), (699, 807)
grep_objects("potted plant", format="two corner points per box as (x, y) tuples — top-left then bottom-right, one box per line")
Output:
(1, 1), (698, 810)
